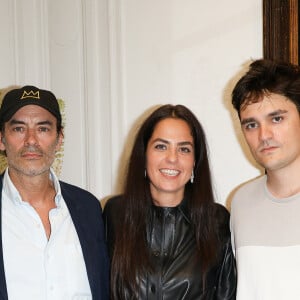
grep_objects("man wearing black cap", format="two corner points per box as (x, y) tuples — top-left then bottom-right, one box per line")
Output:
(0, 86), (109, 300)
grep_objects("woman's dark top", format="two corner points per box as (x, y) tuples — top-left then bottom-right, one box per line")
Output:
(103, 195), (236, 299)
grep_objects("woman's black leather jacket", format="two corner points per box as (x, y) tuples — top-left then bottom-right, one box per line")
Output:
(104, 195), (237, 299)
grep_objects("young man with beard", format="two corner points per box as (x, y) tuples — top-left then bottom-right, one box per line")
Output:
(0, 85), (109, 300)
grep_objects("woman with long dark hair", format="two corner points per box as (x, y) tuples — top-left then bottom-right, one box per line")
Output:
(103, 104), (236, 299)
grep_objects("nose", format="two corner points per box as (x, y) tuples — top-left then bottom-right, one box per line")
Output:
(166, 148), (178, 162)
(258, 123), (272, 142)
(24, 129), (38, 146)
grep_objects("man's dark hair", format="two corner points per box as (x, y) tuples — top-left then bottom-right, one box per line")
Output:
(232, 59), (300, 117)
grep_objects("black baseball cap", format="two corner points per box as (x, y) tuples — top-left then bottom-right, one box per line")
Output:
(0, 85), (62, 125)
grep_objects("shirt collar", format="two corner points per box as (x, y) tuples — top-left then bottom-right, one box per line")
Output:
(151, 195), (191, 223)
(3, 168), (62, 207)
(177, 196), (191, 223)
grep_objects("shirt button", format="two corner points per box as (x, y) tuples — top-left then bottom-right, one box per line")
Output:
(153, 251), (160, 257)
(150, 285), (156, 293)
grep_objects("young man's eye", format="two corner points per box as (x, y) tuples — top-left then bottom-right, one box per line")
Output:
(272, 116), (283, 123)
(244, 122), (257, 130)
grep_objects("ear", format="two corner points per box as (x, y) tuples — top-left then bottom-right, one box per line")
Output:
(0, 132), (6, 151)
(55, 130), (64, 151)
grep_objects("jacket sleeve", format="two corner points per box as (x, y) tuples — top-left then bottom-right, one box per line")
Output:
(214, 237), (237, 300)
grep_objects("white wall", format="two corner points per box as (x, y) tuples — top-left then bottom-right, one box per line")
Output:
(0, 0), (263, 206)
(107, 0), (264, 206)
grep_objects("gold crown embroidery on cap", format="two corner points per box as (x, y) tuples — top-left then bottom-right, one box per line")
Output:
(20, 90), (40, 100)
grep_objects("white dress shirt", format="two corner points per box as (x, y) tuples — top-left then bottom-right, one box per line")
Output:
(2, 168), (92, 300)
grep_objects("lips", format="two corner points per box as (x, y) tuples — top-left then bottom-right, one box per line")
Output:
(260, 146), (278, 153)
(21, 149), (43, 158)
(21, 152), (42, 159)
(258, 141), (279, 153)
(20, 145), (43, 157)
